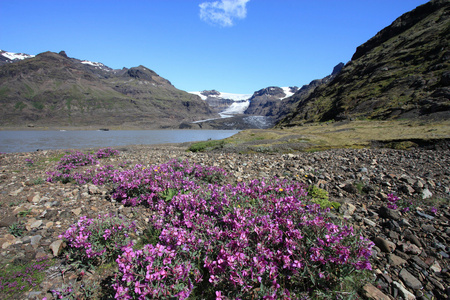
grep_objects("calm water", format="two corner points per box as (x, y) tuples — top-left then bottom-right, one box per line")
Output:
(0, 130), (240, 153)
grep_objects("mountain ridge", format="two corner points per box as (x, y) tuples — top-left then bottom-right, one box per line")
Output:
(278, 0), (449, 126)
(0, 50), (218, 129)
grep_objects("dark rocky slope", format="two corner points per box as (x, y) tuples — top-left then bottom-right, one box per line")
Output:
(0, 51), (217, 128)
(278, 0), (449, 126)
(244, 63), (343, 121)
(244, 86), (298, 117)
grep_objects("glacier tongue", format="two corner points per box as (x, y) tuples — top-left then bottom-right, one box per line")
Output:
(219, 100), (250, 117)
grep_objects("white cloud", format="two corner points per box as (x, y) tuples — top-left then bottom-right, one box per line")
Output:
(199, 0), (250, 27)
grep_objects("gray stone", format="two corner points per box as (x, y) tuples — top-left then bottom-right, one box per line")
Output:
(30, 235), (42, 249)
(363, 218), (377, 227)
(399, 184), (415, 195)
(88, 184), (100, 195)
(359, 167), (368, 173)
(430, 261), (442, 273)
(413, 181), (423, 192)
(421, 224), (436, 233)
(379, 206), (401, 220)
(410, 256), (428, 270)
(342, 183), (358, 194)
(339, 202), (356, 216)
(399, 268), (422, 290)
(402, 243), (421, 255)
(49, 240), (65, 257)
(362, 283), (390, 300)
(404, 232), (422, 247)
(422, 188), (432, 199)
(392, 281), (416, 300)
(29, 220), (43, 230)
(72, 208), (82, 216)
(9, 187), (23, 196)
(0, 215), (18, 227)
(416, 211), (434, 220)
(388, 254), (407, 266)
(373, 237), (396, 253)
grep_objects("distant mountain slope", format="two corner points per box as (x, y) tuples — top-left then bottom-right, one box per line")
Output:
(0, 51), (217, 128)
(244, 63), (344, 120)
(278, 0), (449, 126)
(244, 86), (299, 117)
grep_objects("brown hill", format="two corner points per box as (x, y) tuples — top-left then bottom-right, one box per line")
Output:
(0, 51), (217, 129)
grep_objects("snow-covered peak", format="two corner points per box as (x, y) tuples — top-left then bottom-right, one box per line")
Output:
(80, 60), (112, 72)
(80, 60), (104, 67)
(0, 50), (35, 61)
(189, 90), (252, 101)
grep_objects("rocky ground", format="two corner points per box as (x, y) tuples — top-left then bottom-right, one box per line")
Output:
(0, 144), (449, 299)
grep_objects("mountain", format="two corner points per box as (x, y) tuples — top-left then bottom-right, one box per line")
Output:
(243, 63), (344, 120)
(0, 50), (217, 128)
(244, 86), (299, 117)
(278, 0), (449, 126)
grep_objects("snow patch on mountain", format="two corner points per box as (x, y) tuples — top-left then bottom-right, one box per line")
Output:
(80, 60), (104, 67)
(189, 91), (252, 101)
(0, 50), (35, 61)
(80, 60), (113, 72)
(280, 87), (295, 100)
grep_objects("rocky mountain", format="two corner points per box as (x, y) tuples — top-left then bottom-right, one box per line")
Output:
(278, 0), (449, 126)
(0, 51), (217, 128)
(244, 86), (299, 117)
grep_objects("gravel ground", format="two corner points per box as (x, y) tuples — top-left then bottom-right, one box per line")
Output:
(0, 143), (449, 299)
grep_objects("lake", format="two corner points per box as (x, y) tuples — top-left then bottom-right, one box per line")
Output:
(0, 130), (240, 153)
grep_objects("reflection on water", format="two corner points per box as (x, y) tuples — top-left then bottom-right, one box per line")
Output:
(0, 130), (240, 153)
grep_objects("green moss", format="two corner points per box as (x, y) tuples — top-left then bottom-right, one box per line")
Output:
(24, 84), (35, 98)
(31, 100), (44, 110)
(307, 185), (341, 210)
(0, 86), (10, 98)
(14, 101), (26, 111)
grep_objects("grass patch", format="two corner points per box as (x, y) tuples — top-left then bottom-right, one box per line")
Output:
(188, 140), (226, 152)
(241, 119), (450, 152)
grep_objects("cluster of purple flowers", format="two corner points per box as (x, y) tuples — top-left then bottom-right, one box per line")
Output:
(60, 214), (136, 267)
(387, 193), (400, 210)
(114, 244), (202, 299)
(56, 157), (374, 299)
(46, 148), (119, 183)
(0, 256), (50, 296)
(95, 147), (120, 159)
(56, 151), (98, 172)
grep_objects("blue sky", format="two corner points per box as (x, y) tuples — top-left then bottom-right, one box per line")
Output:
(1, 0), (429, 94)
